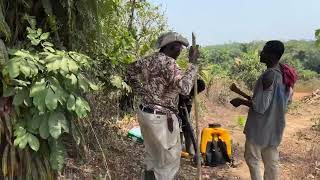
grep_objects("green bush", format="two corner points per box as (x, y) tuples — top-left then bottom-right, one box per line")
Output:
(229, 51), (265, 90)
(0, 23), (97, 178)
(299, 69), (319, 81)
(237, 116), (246, 127)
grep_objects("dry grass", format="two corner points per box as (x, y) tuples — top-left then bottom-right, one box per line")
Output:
(58, 91), (144, 179)
(58, 78), (320, 180)
(295, 78), (320, 93)
(280, 127), (320, 180)
(206, 77), (250, 105)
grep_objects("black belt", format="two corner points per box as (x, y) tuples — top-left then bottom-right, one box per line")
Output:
(139, 104), (166, 115)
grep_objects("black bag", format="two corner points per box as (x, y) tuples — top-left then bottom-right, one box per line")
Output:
(205, 138), (231, 167)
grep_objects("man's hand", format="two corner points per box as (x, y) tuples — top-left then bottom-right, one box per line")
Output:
(188, 45), (200, 64)
(230, 83), (251, 100)
(230, 97), (252, 108)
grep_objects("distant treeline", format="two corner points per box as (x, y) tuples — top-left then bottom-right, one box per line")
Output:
(202, 40), (319, 82)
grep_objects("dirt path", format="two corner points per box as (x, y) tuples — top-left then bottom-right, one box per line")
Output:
(96, 92), (318, 179)
(179, 92), (319, 180)
(60, 92), (319, 179)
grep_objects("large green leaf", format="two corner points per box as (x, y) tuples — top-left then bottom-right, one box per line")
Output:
(45, 88), (59, 110)
(14, 126), (27, 137)
(10, 49), (35, 60)
(68, 52), (90, 66)
(48, 112), (69, 139)
(66, 74), (77, 85)
(44, 46), (55, 53)
(42, 42), (53, 47)
(14, 133), (28, 149)
(46, 59), (61, 72)
(67, 94), (76, 111)
(31, 79), (47, 112)
(32, 89), (47, 113)
(6, 58), (20, 78)
(20, 63), (32, 77)
(75, 97), (90, 118)
(14, 126), (39, 151)
(60, 57), (70, 73)
(78, 74), (89, 92)
(28, 134), (40, 151)
(37, 28), (43, 36)
(67, 58), (79, 73)
(39, 116), (49, 139)
(48, 78), (67, 104)
(40, 32), (50, 40)
(43, 53), (60, 63)
(13, 88), (29, 106)
(29, 113), (43, 130)
(30, 79), (46, 97)
(49, 139), (66, 171)
(60, 56), (79, 73)
(110, 75), (122, 89)
(31, 39), (41, 46)
(89, 82), (99, 91)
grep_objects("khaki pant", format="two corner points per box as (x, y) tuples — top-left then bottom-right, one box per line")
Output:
(244, 140), (279, 180)
(138, 109), (181, 180)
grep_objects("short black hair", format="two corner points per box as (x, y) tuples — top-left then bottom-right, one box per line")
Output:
(264, 40), (285, 59)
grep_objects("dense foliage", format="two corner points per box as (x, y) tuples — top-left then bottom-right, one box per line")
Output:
(0, 20), (98, 180)
(0, 0), (167, 178)
(202, 40), (320, 90)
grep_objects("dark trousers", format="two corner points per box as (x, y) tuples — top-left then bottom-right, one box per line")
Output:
(179, 104), (195, 155)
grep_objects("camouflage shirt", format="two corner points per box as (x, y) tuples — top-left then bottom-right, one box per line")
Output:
(126, 52), (197, 112)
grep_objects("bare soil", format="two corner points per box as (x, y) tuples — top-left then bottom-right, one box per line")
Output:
(177, 91), (320, 180)
(60, 91), (320, 180)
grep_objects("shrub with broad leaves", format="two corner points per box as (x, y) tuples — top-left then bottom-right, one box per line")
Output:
(0, 22), (97, 179)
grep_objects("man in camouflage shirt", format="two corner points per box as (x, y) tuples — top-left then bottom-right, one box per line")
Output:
(126, 32), (198, 180)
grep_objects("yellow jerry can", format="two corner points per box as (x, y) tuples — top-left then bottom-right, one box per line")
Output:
(200, 123), (232, 165)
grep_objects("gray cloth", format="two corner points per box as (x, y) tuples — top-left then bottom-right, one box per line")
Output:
(138, 108), (181, 180)
(244, 140), (279, 180)
(244, 65), (290, 147)
(155, 32), (189, 49)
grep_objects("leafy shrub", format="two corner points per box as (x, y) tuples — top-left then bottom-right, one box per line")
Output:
(229, 51), (265, 90)
(299, 70), (319, 81)
(0, 22), (97, 178)
(237, 116), (246, 127)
